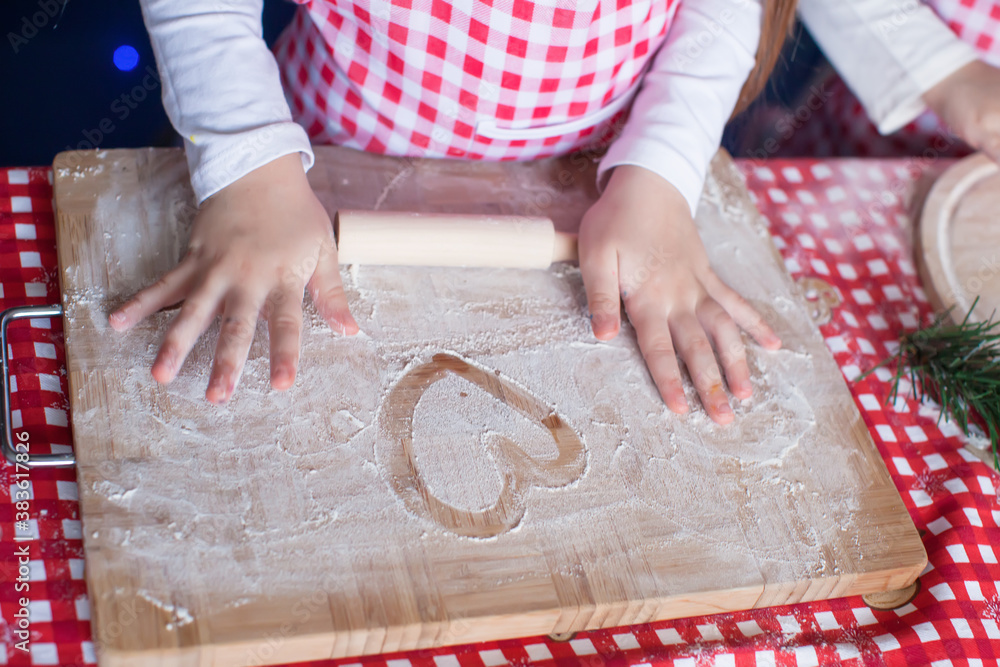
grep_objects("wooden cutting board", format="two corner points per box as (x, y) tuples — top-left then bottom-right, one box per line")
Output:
(918, 152), (1000, 323)
(52, 147), (925, 666)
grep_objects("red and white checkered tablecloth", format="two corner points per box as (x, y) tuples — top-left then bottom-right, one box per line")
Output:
(1, 159), (999, 666)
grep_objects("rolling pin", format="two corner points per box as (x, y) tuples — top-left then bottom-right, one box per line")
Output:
(334, 210), (578, 269)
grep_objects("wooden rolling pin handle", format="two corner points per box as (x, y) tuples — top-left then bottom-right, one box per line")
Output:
(552, 231), (578, 264)
(335, 210), (579, 268)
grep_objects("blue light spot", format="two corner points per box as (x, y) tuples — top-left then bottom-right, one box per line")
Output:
(113, 45), (139, 72)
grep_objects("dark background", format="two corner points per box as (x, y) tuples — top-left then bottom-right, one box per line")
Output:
(0, 0), (297, 167)
(0, 0), (826, 168)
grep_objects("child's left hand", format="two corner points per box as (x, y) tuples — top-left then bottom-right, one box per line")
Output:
(577, 165), (782, 424)
(924, 60), (1000, 162)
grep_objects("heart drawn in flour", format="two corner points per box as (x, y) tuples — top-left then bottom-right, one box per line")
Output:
(376, 353), (588, 538)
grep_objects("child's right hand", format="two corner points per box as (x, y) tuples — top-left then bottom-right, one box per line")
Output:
(109, 153), (358, 404)
(578, 165), (782, 425)
(924, 60), (1000, 162)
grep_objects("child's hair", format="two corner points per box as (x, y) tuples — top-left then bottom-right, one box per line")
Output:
(735, 0), (799, 113)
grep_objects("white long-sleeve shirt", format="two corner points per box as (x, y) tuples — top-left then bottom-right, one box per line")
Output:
(139, 0), (315, 204)
(139, 0), (762, 214)
(798, 0), (979, 134)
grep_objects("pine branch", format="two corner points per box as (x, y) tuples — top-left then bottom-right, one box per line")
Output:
(859, 298), (1000, 471)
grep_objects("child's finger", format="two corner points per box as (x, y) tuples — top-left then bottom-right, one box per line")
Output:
(670, 312), (732, 425)
(709, 278), (781, 350)
(579, 246), (621, 340)
(150, 274), (229, 385)
(109, 261), (198, 331)
(266, 287), (304, 391)
(308, 237), (359, 335)
(624, 296), (687, 414)
(206, 291), (265, 404)
(697, 299), (751, 400)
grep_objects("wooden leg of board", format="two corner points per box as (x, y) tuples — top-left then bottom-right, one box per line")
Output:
(548, 631), (577, 642)
(863, 580), (921, 610)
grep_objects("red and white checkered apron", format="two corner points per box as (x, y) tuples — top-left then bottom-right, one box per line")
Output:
(273, 0), (677, 159)
(934, 0), (1000, 61)
(762, 0), (1000, 159)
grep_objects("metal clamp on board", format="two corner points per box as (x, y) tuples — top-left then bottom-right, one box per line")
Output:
(1, 305), (75, 468)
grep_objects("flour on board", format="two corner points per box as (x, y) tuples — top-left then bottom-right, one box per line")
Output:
(66, 156), (866, 621)
(410, 371), (563, 512)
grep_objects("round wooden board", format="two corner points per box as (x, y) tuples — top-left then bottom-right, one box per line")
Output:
(918, 153), (1000, 323)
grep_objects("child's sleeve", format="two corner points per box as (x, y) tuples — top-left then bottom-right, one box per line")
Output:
(140, 0), (314, 203)
(596, 0), (762, 216)
(798, 0), (978, 135)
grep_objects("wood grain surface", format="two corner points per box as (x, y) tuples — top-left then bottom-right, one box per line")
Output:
(918, 152), (1000, 324)
(52, 147), (926, 667)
